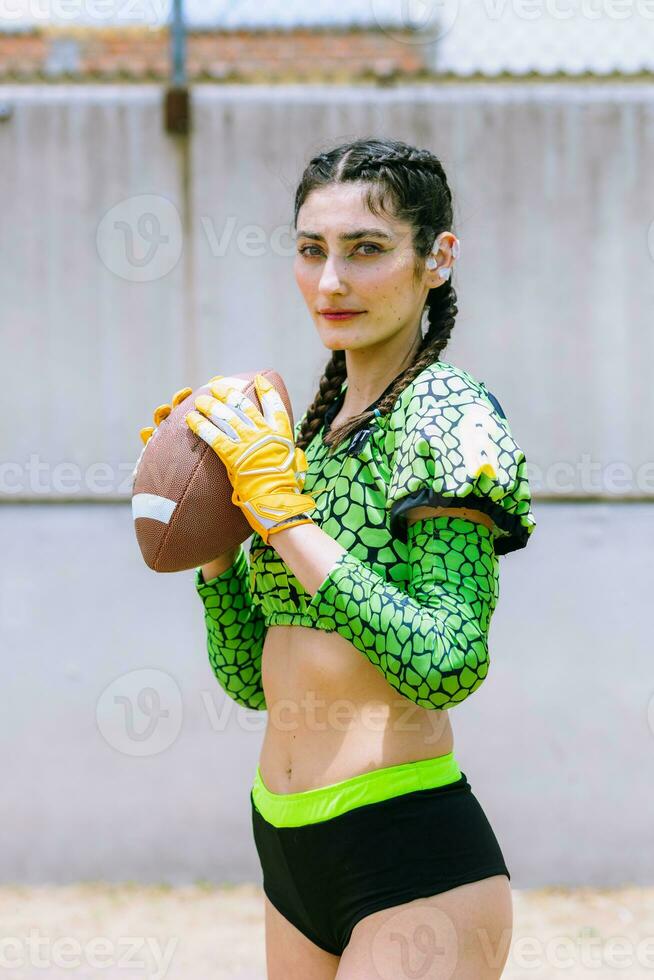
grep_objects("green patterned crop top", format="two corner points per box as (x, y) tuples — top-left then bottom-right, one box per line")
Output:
(195, 360), (536, 712)
(246, 360), (534, 627)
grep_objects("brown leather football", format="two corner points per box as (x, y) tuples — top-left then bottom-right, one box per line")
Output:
(132, 369), (294, 573)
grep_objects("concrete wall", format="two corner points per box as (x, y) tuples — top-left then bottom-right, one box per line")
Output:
(2, 501), (651, 887)
(2, 83), (653, 501)
(1, 83), (652, 885)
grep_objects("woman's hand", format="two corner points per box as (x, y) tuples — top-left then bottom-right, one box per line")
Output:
(138, 385), (193, 446)
(131, 384), (194, 492)
(185, 373), (317, 544)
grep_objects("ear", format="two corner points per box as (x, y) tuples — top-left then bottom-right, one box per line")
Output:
(425, 231), (457, 285)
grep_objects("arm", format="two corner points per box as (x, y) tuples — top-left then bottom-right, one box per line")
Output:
(194, 545), (268, 711)
(200, 548), (241, 581)
(271, 514), (497, 710)
(386, 375), (536, 554)
(269, 370), (536, 710)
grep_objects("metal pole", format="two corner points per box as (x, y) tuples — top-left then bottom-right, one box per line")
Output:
(170, 0), (186, 87)
(165, 0), (190, 134)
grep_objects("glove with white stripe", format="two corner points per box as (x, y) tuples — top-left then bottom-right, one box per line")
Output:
(185, 373), (316, 544)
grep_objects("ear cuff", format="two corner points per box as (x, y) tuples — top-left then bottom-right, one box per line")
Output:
(427, 234), (460, 279)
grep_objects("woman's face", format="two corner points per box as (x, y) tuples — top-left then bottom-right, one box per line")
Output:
(294, 182), (433, 354)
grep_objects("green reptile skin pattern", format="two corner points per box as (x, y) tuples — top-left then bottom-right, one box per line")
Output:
(195, 359), (536, 711)
(195, 545), (267, 711)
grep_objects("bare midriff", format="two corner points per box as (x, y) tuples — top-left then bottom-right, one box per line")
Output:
(258, 623), (454, 794)
(257, 505), (494, 794)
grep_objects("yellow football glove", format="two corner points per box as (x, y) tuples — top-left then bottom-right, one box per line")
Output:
(131, 385), (193, 490)
(185, 373), (317, 544)
(138, 386), (194, 447)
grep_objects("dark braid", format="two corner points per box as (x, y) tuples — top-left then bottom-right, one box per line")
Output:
(345, 147), (453, 199)
(297, 349), (347, 451)
(293, 138), (458, 453)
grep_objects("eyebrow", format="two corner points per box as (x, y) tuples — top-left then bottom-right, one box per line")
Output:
(296, 228), (393, 243)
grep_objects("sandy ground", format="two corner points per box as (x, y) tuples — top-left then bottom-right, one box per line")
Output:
(0, 882), (652, 979)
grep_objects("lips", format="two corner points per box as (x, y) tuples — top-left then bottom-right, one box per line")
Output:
(318, 310), (365, 319)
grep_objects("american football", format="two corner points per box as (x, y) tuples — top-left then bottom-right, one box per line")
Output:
(131, 369), (294, 572)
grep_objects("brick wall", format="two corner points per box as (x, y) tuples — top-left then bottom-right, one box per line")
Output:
(0, 26), (429, 82)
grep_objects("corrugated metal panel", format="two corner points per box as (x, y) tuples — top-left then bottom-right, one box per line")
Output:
(1, 84), (652, 500)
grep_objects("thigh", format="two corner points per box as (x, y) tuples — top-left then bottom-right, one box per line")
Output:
(336, 874), (513, 980)
(264, 894), (341, 980)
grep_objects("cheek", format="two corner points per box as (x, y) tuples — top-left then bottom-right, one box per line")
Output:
(368, 258), (416, 311)
(293, 259), (316, 299)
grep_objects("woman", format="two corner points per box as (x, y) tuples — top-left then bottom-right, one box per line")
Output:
(143, 138), (536, 978)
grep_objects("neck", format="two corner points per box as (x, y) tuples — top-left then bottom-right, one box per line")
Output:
(340, 327), (423, 414)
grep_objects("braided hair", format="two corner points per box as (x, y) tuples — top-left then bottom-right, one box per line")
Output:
(293, 137), (458, 454)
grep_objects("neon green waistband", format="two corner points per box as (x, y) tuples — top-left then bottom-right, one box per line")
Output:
(251, 752), (463, 828)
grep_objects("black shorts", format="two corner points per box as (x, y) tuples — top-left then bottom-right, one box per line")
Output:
(250, 758), (510, 956)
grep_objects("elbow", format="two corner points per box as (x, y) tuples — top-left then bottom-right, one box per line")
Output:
(250, 694), (268, 712)
(229, 665), (267, 710)
(206, 639), (267, 710)
(209, 661), (267, 711)
(401, 628), (490, 710)
(236, 688), (268, 711)
(437, 629), (490, 709)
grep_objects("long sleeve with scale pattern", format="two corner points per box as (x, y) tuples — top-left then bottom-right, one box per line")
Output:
(305, 371), (536, 710)
(306, 514), (498, 710)
(194, 545), (268, 711)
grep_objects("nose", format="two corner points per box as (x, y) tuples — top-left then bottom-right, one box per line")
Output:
(318, 254), (347, 294)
